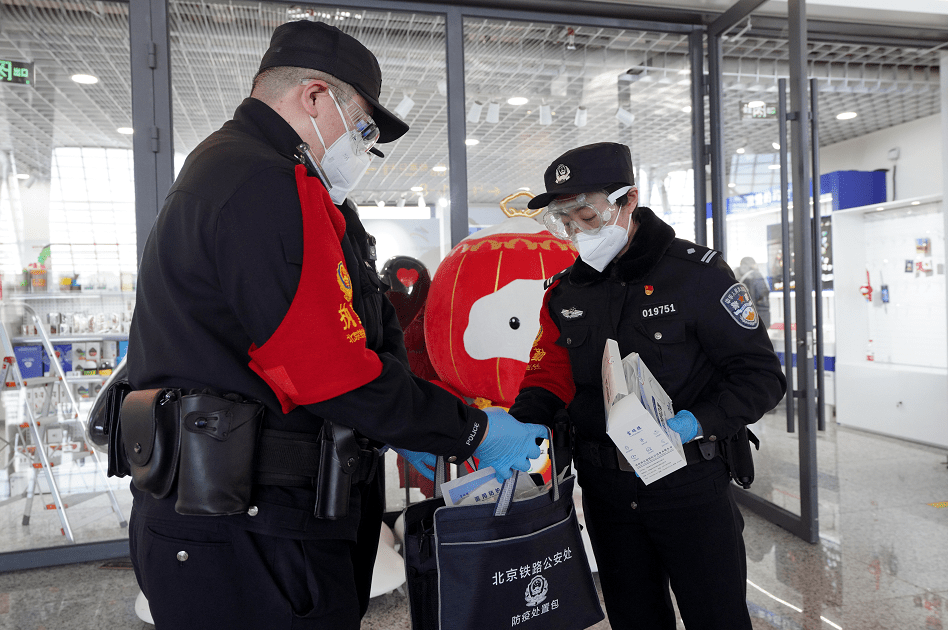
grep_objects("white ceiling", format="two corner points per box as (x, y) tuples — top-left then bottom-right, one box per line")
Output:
(0, 0), (944, 210)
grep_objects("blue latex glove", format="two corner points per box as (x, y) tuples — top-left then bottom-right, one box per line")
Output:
(667, 410), (702, 443)
(473, 408), (547, 482)
(392, 448), (437, 481)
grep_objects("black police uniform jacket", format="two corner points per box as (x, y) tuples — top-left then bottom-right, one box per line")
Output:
(128, 98), (486, 539)
(510, 206), (786, 501)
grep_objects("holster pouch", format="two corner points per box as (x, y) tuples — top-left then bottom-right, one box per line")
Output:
(87, 378), (133, 478)
(551, 408), (573, 474)
(175, 392), (264, 516)
(723, 425), (759, 489)
(120, 388), (182, 499)
(314, 421), (360, 520)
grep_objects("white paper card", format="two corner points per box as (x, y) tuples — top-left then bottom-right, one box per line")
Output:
(603, 339), (686, 484)
(440, 466), (536, 506)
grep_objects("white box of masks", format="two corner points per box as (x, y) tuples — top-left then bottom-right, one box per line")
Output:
(602, 338), (686, 484)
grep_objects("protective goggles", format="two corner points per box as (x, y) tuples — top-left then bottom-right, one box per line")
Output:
(542, 191), (616, 240)
(302, 80), (381, 154)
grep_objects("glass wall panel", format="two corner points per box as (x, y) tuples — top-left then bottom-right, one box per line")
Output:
(0, 0), (135, 554)
(461, 19), (694, 239)
(717, 32), (944, 529)
(169, 1), (450, 273)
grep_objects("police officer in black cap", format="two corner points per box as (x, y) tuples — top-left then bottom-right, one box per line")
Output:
(509, 142), (786, 629)
(127, 20), (545, 629)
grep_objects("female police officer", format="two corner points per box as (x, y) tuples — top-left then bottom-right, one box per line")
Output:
(509, 142), (786, 629)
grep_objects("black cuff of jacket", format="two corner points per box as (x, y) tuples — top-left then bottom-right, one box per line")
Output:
(509, 386), (566, 428)
(446, 404), (488, 462)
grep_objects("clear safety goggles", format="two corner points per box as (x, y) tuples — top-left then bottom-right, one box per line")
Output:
(542, 191), (616, 240)
(301, 80), (381, 154)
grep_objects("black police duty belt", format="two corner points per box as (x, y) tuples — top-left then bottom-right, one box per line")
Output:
(254, 428), (379, 487)
(575, 438), (719, 470)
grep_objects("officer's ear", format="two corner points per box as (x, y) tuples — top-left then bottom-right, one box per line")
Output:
(623, 187), (639, 223)
(300, 79), (330, 117)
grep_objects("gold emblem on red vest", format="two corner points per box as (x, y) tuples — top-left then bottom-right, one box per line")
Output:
(336, 262), (353, 302)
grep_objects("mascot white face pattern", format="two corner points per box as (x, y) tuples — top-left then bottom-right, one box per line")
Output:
(462, 278), (547, 362)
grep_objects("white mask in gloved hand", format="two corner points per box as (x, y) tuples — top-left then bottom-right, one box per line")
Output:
(310, 91), (374, 205)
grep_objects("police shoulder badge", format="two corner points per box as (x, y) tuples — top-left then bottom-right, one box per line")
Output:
(720, 282), (759, 329)
(554, 164), (570, 184)
(336, 261), (353, 302)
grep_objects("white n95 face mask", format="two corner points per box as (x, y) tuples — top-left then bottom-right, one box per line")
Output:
(310, 91), (374, 205)
(573, 222), (630, 272)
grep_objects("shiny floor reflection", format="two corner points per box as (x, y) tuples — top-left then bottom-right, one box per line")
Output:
(0, 422), (945, 629)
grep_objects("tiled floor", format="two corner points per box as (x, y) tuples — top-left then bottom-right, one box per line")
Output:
(0, 413), (946, 630)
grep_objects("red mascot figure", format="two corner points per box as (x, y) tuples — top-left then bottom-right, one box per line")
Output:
(424, 192), (578, 480)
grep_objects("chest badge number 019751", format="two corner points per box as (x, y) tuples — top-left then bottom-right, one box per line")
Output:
(641, 303), (676, 319)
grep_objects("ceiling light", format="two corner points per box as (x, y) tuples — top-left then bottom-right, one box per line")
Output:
(747, 100), (766, 108)
(736, 148), (745, 154)
(507, 96), (528, 106)
(376, 200), (385, 208)
(394, 95), (414, 119)
(117, 127), (134, 135)
(728, 183), (736, 188)
(681, 105), (692, 113)
(772, 142), (781, 150)
(411, 186), (424, 192)
(615, 107), (635, 126)
(574, 106), (587, 127)
(71, 74), (98, 84)
(486, 101), (500, 124)
(768, 164), (781, 169)
(836, 111), (857, 120)
(438, 197), (448, 207)
(911, 201), (920, 205)
(437, 79), (447, 96)
(539, 104), (552, 125)
(432, 165), (447, 172)
(16, 173), (30, 180)
(467, 100), (483, 124)
(465, 138), (480, 146)
(678, 69), (690, 75)
(518, 187), (531, 191)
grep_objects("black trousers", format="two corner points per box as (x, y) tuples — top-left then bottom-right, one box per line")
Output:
(129, 477), (383, 630)
(579, 461), (752, 630)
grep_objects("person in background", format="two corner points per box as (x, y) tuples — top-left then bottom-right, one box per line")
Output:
(735, 256), (771, 329)
(509, 142), (786, 629)
(126, 20), (544, 630)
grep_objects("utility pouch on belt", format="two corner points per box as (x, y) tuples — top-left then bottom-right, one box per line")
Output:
(315, 420), (360, 520)
(174, 392), (264, 516)
(87, 376), (134, 478)
(722, 425), (759, 489)
(120, 389), (182, 499)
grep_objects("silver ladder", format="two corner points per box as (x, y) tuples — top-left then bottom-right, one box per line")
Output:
(1, 304), (127, 542)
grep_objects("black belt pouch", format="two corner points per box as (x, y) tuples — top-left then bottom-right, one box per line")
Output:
(120, 388), (181, 499)
(174, 393), (264, 516)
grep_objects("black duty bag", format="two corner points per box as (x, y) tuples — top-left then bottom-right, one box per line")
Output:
(402, 441), (604, 630)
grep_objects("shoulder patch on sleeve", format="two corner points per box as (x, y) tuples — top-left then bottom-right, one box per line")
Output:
(720, 282), (760, 329)
(665, 239), (721, 265)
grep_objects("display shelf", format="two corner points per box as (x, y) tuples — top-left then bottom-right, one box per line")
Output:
(10, 333), (128, 344)
(5, 291), (135, 300)
(832, 194), (948, 448)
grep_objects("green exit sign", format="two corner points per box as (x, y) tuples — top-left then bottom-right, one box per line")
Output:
(0, 60), (34, 85)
